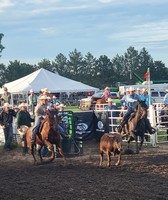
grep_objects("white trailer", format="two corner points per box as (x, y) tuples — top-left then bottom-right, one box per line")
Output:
(119, 83), (168, 96)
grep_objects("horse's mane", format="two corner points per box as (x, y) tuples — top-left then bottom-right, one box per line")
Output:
(39, 110), (58, 133)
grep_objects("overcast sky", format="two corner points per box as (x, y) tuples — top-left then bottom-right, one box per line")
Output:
(0, 0), (168, 66)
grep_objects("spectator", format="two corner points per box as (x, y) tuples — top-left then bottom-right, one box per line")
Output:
(120, 88), (129, 107)
(16, 103), (34, 155)
(28, 89), (38, 114)
(102, 87), (111, 102)
(136, 88), (141, 96)
(140, 88), (152, 107)
(52, 95), (61, 105)
(0, 103), (16, 150)
(104, 98), (118, 132)
(0, 87), (11, 106)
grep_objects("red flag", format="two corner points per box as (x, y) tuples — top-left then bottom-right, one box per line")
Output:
(144, 72), (149, 79)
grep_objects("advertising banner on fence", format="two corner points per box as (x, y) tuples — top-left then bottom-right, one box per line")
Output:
(73, 111), (96, 140)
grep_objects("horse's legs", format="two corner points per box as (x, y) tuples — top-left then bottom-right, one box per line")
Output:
(115, 152), (121, 166)
(30, 144), (37, 163)
(57, 146), (65, 162)
(127, 138), (131, 149)
(37, 144), (43, 162)
(135, 141), (139, 154)
(134, 136), (141, 154)
(139, 137), (144, 151)
(107, 152), (111, 167)
(43, 140), (55, 161)
(99, 151), (103, 167)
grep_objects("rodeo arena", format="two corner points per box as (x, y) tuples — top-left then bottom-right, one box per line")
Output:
(0, 68), (168, 200)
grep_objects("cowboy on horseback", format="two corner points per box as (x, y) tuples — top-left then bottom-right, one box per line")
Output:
(138, 88), (156, 134)
(118, 87), (155, 135)
(31, 95), (49, 144)
(118, 87), (140, 132)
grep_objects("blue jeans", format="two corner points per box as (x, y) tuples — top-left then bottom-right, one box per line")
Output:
(3, 124), (13, 149)
(32, 117), (43, 137)
(123, 108), (134, 122)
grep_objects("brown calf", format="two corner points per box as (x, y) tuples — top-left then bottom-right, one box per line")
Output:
(99, 133), (122, 167)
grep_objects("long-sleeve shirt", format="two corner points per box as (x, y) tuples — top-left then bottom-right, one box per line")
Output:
(125, 93), (140, 109)
(16, 110), (33, 128)
(139, 94), (152, 107)
(0, 109), (16, 126)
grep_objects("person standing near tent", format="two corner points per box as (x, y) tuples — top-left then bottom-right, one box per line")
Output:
(0, 87), (11, 106)
(0, 103), (16, 150)
(28, 89), (38, 114)
(16, 103), (34, 155)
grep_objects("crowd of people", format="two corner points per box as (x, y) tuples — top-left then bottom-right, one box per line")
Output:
(0, 85), (167, 154)
(102, 86), (158, 135)
(0, 87), (68, 154)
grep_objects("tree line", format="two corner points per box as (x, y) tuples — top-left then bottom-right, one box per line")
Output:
(0, 34), (168, 89)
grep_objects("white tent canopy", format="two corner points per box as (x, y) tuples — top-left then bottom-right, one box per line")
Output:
(1, 68), (99, 94)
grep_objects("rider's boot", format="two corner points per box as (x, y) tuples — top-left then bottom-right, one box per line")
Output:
(145, 118), (156, 134)
(60, 131), (69, 139)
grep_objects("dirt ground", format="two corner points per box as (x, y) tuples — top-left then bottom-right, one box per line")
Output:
(0, 141), (168, 200)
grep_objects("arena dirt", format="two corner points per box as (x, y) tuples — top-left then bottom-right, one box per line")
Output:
(0, 141), (168, 200)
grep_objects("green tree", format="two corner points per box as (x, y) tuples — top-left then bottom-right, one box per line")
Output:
(0, 33), (5, 57)
(150, 61), (168, 81)
(138, 48), (153, 80)
(82, 52), (97, 86)
(95, 55), (113, 88)
(53, 53), (69, 76)
(67, 49), (84, 81)
(0, 63), (6, 86)
(35, 59), (54, 72)
(124, 46), (139, 84)
(5, 60), (35, 82)
(112, 54), (125, 82)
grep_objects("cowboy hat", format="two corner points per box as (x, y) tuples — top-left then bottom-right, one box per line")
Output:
(136, 88), (141, 91)
(59, 104), (66, 108)
(41, 88), (49, 93)
(39, 95), (47, 100)
(29, 89), (34, 93)
(107, 98), (112, 102)
(129, 87), (135, 92)
(3, 103), (11, 108)
(19, 103), (27, 108)
(104, 87), (110, 90)
(142, 88), (147, 92)
(52, 95), (57, 99)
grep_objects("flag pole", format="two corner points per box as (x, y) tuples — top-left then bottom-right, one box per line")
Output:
(147, 67), (151, 96)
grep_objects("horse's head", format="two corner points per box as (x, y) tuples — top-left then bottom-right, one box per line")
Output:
(136, 100), (148, 119)
(45, 109), (58, 130)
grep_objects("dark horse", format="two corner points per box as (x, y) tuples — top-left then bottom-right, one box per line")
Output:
(119, 101), (148, 154)
(20, 110), (65, 163)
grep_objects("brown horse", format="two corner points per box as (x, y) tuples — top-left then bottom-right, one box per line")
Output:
(20, 110), (65, 163)
(118, 101), (148, 153)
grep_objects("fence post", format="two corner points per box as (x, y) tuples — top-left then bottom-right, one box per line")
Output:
(149, 105), (157, 147)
